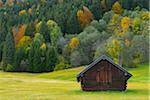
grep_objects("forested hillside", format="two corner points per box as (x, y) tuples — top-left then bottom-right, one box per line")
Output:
(0, 0), (149, 72)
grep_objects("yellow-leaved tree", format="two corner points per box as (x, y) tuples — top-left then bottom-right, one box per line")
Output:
(132, 18), (141, 34)
(69, 37), (79, 49)
(47, 20), (57, 29)
(107, 39), (123, 64)
(40, 43), (47, 55)
(112, 1), (122, 14)
(121, 16), (130, 32)
(141, 12), (150, 20)
(125, 39), (130, 47)
(19, 10), (27, 16)
(40, 43), (47, 50)
(17, 36), (32, 48)
(40, 0), (47, 5)
(35, 21), (42, 33)
(100, 0), (107, 11)
(28, 8), (32, 14)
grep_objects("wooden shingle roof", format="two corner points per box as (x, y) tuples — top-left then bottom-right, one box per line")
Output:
(77, 55), (132, 82)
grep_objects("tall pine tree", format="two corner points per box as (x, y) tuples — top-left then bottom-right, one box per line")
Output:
(46, 46), (58, 72)
(2, 32), (15, 71)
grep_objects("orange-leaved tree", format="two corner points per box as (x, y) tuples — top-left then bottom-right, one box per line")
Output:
(12, 24), (27, 46)
(77, 6), (93, 30)
(0, 0), (3, 7)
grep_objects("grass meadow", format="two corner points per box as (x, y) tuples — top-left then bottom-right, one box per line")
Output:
(0, 64), (149, 100)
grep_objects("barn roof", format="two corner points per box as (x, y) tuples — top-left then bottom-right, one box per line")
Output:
(77, 55), (132, 81)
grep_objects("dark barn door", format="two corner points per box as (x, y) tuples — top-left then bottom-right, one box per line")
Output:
(96, 61), (112, 90)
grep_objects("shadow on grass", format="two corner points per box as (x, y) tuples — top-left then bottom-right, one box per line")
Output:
(125, 89), (148, 94)
(69, 88), (148, 95)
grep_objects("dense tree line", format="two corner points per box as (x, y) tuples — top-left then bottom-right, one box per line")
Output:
(0, 0), (149, 72)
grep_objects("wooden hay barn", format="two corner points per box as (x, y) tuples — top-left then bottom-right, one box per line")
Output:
(77, 55), (132, 91)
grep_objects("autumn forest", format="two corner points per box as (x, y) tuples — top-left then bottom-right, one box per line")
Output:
(0, 0), (149, 72)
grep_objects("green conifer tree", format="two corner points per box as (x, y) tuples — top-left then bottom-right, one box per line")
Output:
(2, 32), (15, 71)
(46, 46), (58, 72)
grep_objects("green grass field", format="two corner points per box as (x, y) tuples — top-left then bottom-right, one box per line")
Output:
(0, 64), (149, 100)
